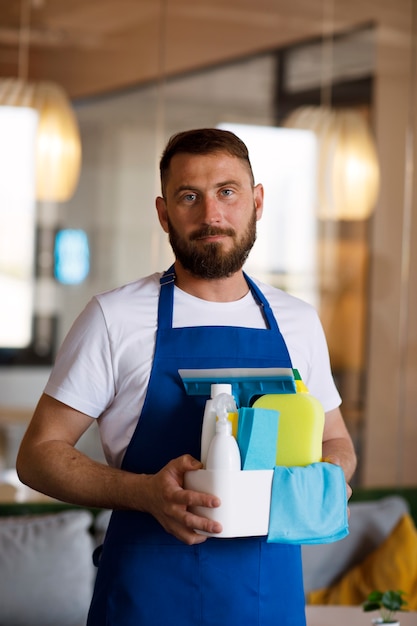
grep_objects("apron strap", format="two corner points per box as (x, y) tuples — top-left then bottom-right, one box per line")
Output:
(242, 272), (279, 332)
(158, 265), (176, 329)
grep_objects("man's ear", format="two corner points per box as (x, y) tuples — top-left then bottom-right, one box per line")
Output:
(156, 196), (169, 233)
(254, 183), (264, 221)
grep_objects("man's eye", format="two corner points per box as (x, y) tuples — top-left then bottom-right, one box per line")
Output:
(183, 193), (197, 202)
(221, 189), (233, 197)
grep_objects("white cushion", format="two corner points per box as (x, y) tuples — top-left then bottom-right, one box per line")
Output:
(0, 509), (95, 626)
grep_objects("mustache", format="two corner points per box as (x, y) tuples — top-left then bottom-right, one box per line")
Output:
(189, 226), (236, 241)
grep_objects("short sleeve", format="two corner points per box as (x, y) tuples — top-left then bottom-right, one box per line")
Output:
(44, 298), (115, 417)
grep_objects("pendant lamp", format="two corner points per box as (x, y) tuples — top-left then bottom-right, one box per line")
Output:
(0, 77), (82, 203)
(283, 106), (380, 220)
(282, 0), (380, 220)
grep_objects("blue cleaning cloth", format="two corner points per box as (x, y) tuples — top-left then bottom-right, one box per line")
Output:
(267, 462), (349, 544)
(237, 407), (279, 470)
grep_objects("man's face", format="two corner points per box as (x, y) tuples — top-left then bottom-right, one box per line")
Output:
(156, 152), (263, 279)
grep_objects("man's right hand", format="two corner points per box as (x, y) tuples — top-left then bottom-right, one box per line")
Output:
(141, 454), (223, 545)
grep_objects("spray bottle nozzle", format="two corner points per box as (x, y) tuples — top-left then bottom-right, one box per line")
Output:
(212, 392), (237, 434)
(212, 392), (237, 421)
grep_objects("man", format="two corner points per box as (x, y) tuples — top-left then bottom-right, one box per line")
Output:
(17, 128), (356, 625)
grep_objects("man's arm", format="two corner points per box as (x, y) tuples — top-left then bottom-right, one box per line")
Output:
(322, 406), (357, 494)
(16, 393), (221, 544)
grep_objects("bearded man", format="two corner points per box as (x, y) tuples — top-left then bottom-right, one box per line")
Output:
(17, 128), (356, 626)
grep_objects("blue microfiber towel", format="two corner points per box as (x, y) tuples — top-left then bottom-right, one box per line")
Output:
(267, 462), (349, 544)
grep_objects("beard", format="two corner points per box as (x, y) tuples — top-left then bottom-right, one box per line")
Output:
(167, 210), (257, 279)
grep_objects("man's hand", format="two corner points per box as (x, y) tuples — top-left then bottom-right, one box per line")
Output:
(142, 454), (222, 544)
(322, 453), (353, 502)
(322, 406), (357, 503)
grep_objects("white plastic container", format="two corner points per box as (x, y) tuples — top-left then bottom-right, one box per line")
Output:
(187, 390), (272, 537)
(184, 468), (273, 538)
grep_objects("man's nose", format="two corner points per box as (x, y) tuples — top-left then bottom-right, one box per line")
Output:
(200, 195), (222, 223)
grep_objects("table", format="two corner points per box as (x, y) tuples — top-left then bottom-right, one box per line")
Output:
(306, 605), (417, 625)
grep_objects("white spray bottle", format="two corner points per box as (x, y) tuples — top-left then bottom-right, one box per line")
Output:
(200, 384), (234, 467)
(206, 392), (241, 471)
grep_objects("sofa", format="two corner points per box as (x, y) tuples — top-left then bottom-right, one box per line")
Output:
(0, 487), (416, 626)
(303, 487), (417, 603)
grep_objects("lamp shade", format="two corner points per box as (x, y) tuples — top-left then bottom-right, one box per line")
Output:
(284, 106), (380, 220)
(0, 78), (81, 202)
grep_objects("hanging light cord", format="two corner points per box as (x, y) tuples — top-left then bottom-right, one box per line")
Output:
(320, 0), (334, 109)
(151, 0), (168, 271)
(155, 0), (167, 144)
(18, 0), (31, 81)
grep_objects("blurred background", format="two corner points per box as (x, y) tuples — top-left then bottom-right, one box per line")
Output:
(0, 0), (416, 495)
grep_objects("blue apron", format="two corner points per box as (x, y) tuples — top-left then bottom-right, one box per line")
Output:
(87, 267), (306, 626)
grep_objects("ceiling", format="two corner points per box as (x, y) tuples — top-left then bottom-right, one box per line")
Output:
(0, 0), (412, 100)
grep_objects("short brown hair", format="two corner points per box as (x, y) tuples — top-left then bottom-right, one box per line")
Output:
(159, 128), (255, 196)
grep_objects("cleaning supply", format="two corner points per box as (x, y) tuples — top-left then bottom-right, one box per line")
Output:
(206, 392), (241, 471)
(184, 467), (273, 537)
(267, 463), (349, 544)
(237, 406), (279, 470)
(182, 367), (333, 539)
(200, 383), (236, 467)
(252, 370), (324, 466)
(179, 367), (296, 408)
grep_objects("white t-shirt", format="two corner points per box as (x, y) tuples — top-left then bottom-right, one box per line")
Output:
(45, 272), (341, 467)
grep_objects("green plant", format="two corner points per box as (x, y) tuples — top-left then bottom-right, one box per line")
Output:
(363, 590), (408, 623)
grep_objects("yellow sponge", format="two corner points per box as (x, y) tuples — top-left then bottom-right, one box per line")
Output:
(252, 389), (324, 467)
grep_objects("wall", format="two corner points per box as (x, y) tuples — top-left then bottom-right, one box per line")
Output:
(363, 6), (417, 485)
